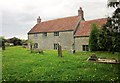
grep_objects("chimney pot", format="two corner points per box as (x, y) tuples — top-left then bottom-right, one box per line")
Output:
(78, 7), (84, 20)
(37, 16), (41, 24)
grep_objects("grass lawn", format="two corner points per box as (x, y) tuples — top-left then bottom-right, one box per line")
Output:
(2, 46), (120, 81)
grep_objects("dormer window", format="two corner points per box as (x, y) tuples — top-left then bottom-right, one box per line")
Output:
(43, 32), (47, 36)
(54, 32), (59, 36)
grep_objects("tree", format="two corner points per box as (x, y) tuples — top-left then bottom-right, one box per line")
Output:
(21, 39), (28, 45)
(0, 37), (6, 50)
(107, 0), (120, 53)
(98, 23), (112, 51)
(27, 40), (33, 53)
(7, 37), (22, 46)
(0, 38), (2, 47)
(89, 23), (100, 51)
(108, 0), (120, 32)
(98, 17), (120, 53)
(108, 0), (120, 8)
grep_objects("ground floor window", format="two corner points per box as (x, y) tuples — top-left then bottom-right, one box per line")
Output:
(34, 43), (38, 48)
(82, 45), (89, 51)
(54, 43), (59, 50)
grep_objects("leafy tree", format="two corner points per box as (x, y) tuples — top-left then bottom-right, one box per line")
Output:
(108, 0), (120, 33)
(21, 39), (28, 45)
(98, 17), (120, 53)
(27, 40), (33, 53)
(107, 0), (120, 53)
(7, 37), (22, 46)
(0, 38), (2, 47)
(98, 24), (112, 51)
(108, 0), (120, 8)
(0, 37), (5, 50)
(89, 23), (100, 51)
(89, 1), (120, 53)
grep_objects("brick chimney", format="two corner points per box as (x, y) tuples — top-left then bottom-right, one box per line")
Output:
(78, 7), (84, 20)
(37, 16), (41, 24)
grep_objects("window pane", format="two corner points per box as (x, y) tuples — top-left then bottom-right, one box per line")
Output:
(54, 43), (59, 50)
(34, 43), (38, 48)
(43, 32), (47, 36)
(34, 34), (37, 38)
(82, 45), (85, 51)
(86, 45), (89, 51)
(54, 32), (59, 36)
(82, 45), (89, 51)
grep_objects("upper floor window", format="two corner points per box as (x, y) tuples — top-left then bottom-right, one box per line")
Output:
(54, 32), (59, 36)
(34, 34), (38, 38)
(43, 32), (47, 37)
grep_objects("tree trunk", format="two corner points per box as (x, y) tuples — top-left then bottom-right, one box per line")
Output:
(2, 41), (5, 50)
(2, 46), (5, 50)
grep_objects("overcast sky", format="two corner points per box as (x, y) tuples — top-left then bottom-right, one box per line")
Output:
(0, 0), (115, 39)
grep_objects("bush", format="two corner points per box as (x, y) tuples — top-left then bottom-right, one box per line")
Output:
(31, 49), (44, 54)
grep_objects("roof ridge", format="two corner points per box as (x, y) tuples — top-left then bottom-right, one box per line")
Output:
(83, 18), (107, 22)
(28, 15), (80, 34)
(41, 15), (79, 23)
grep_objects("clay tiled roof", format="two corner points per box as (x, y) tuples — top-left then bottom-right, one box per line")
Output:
(28, 16), (80, 34)
(75, 18), (107, 37)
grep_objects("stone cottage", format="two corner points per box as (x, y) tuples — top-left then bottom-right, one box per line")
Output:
(28, 7), (106, 51)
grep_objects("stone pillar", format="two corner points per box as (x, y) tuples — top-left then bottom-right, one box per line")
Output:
(58, 44), (62, 57)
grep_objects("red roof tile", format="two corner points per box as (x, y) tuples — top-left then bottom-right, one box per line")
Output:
(75, 18), (107, 37)
(28, 16), (80, 33)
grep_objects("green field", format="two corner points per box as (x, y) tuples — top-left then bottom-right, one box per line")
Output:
(2, 46), (120, 81)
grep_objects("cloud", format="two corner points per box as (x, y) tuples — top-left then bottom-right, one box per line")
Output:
(0, 0), (114, 39)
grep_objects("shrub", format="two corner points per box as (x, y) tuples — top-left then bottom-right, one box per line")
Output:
(31, 49), (44, 54)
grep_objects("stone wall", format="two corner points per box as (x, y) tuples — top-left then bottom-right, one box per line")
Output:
(28, 31), (74, 50)
(75, 36), (89, 51)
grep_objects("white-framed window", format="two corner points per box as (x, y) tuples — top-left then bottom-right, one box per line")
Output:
(82, 45), (89, 51)
(34, 33), (38, 38)
(34, 43), (38, 48)
(54, 32), (59, 36)
(43, 32), (47, 37)
(54, 43), (59, 50)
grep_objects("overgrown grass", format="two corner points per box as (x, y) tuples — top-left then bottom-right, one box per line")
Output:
(2, 46), (120, 81)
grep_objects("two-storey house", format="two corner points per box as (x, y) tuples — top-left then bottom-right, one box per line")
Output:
(28, 7), (106, 51)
